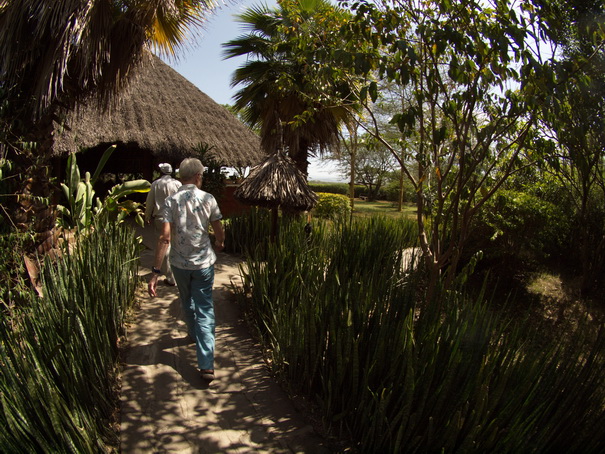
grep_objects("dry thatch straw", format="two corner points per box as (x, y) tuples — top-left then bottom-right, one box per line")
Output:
(52, 53), (263, 167)
(234, 151), (318, 211)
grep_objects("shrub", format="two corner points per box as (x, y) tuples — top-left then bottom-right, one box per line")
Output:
(473, 189), (571, 262)
(312, 192), (352, 219)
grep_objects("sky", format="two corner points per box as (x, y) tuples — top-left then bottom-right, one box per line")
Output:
(160, 0), (346, 183)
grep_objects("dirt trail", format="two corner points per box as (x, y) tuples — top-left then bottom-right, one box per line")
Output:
(119, 223), (333, 453)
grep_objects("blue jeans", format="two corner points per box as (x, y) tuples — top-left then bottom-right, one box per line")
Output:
(171, 265), (215, 371)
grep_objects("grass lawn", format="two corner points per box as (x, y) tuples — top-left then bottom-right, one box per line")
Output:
(352, 199), (416, 219)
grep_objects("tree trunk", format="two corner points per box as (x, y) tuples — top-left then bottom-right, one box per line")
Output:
(6, 112), (59, 251)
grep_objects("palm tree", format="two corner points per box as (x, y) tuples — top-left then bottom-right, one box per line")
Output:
(223, 0), (357, 177)
(0, 0), (215, 233)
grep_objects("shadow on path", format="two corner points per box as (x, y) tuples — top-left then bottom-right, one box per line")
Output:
(120, 223), (334, 453)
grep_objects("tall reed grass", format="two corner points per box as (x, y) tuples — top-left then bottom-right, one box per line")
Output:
(0, 220), (140, 452)
(233, 213), (605, 452)
(223, 207), (272, 255)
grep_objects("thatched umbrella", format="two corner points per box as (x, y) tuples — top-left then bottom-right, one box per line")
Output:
(234, 151), (318, 241)
(52, 53), (264, 171)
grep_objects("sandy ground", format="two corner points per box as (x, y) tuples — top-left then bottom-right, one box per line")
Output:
(119, 222), (334, 453)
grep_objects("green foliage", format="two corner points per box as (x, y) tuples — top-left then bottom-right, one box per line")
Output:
(236, 216), (605, 452)
(94, 178), (150, 226)
(312, 192), (351, 220)
(57, 145), (150, 231)
(194, 142), (226, 199)
(0, 232), (35, 307)
(223, 207), (272, 255)
(478, 189), (571, 261)
(0, 219), (140, 451)
(325, 0), (557, 288)
(383, 173), (417, 204)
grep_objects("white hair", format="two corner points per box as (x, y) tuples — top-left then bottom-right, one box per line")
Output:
(178, 158), (205, 180)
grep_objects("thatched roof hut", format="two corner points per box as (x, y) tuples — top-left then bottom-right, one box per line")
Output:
(234, 151), (318, 211)
(234, 151), (317, 241)
(52, 54), (264, 179)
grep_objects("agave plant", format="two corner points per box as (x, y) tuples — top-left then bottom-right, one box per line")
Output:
(57, 144), (150, 230)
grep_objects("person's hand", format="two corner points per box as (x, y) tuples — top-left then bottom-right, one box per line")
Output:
(148, 274), (160, 297)
(214, 240), (225, 252)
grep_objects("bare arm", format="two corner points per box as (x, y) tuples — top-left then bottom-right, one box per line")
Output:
(211, 219), (225, 252)
(148, 222), (171, 297)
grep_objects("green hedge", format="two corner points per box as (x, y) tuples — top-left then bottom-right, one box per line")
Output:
(473, 189), (571, 262)
(0, 220), (140, 452)
(308, 182), (351, 195)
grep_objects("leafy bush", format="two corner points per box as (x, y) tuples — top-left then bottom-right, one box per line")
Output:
(312, 192), (352, 219)
(383, 177), (417, 204)
(474, 189), (571, 262)
(236, 216), (605, 453)
(0, 219), (140, 452)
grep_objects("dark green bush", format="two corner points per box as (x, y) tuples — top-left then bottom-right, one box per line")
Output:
(473, 189), (571, 262)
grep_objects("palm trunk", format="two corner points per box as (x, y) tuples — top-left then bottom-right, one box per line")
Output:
(7, 112), (58, 251)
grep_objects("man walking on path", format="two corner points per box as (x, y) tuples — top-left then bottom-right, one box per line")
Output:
(147, 158), (225, 383)
(145, 162), (182, 285)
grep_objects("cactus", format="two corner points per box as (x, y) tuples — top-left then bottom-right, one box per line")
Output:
(57, 145), (150, 230)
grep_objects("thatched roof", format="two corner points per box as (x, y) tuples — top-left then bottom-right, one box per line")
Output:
(52, 54), (263, 167)
(234, 151), (318, 211)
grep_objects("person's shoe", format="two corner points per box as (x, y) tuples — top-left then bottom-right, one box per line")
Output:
(200, 369), (215, 382)
(164, 279), (176, 286)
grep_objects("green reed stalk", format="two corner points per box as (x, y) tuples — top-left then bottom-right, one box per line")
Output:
(0, 219), (140, 452)
(236, 215), (605, 453)
(224, 207), (272, 255)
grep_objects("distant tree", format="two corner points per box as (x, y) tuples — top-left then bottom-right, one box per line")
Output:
(332, 134), (396, 201)
(361, 80), (416, 211)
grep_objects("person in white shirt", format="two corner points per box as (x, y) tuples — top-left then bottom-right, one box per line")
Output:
(144, 162), (182, 285)
(147, 158), (225, 383)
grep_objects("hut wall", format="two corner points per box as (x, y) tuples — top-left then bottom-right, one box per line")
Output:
(219, 184), (252, 218)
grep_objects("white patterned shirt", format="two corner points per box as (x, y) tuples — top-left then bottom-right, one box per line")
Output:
(163, 184), (223, 270)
